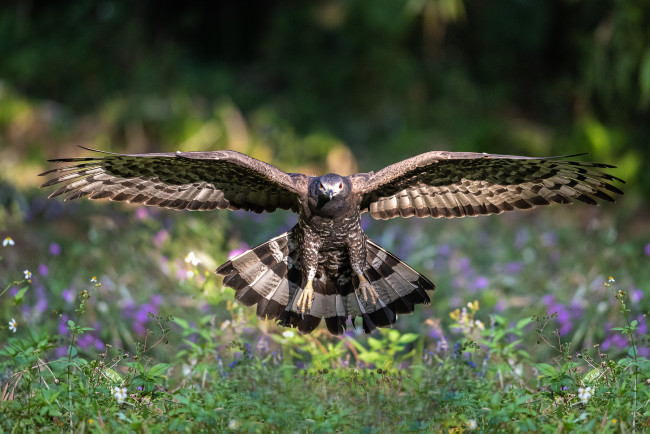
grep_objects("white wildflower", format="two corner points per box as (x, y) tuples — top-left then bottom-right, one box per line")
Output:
(578, 386), (593, 404)
(3, 237), (15, 247)
(228, 419), (239, 430)
(466, 419), (478, 430)
(282, 331), (294, 338)
(186, 270), (195, 279)
(474, 320), (485, 330)
(23, 269), (32, 280)
(184, 251), (200, 266)
(8, 318), (17, 333)
(608, 276), (615, 283)
(112, 386), (128, 404)
(90, 276), (98, 283)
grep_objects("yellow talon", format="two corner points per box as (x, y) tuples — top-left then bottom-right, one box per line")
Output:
(296, 279), (315, 314)
(358, 275), (379, 306)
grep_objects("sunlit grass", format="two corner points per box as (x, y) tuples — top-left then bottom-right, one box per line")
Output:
(1, 187), (648, 431)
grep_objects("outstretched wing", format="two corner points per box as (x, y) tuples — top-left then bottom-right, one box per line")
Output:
(40, 147), (309, 213)
(351, 151), (624, 220)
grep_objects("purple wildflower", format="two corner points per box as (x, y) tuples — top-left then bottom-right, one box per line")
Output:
(541, 231), (557, 247)
(494, 300), (507, 312)
(637, 314), (647, 335)
(153, 229), (169, 248)
(602, 334), (628, 351)
(515, 229), (529, 249)
(58, 314), (69, 335)
(38, 264), (48, 277)
(472, 276), (489, 290)
(437, 244), (451, 256)
(49, 243), (61, 256)
(457, 257), (471, 273)
(135, 207), (149, 220)
(505, 261), (523, 274)
(132, 301), (159, 335)
(543, 295), (576, 336)
(228, 243), (250, 259)
(34, 283), (48, 315)
(645, 243), (650, 256)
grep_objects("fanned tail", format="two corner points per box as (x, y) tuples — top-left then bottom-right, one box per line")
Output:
(217, 233), (435, 335)
(354, 239), (434, 333)
(216, 232), (296, 321)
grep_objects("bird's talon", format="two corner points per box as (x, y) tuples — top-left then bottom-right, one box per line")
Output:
(297, 280), (315, 314)
(358, 278), (379, 306)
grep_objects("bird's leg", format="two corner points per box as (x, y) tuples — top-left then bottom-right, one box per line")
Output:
(296, 279), (315, 314)
(356, 273), (379, 306)
(348, 235), (380, 307)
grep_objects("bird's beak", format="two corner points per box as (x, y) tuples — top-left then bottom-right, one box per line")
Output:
(327, 190), (334, 199)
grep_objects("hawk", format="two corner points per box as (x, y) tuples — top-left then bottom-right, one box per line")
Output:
(40, 147), (623, 335)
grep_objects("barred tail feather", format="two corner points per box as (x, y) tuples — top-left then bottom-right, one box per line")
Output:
(365, 239), (433, 310)
(217, 232), (435, 335)
(356, 239), (434, 333)
(216, 232), (294, 321)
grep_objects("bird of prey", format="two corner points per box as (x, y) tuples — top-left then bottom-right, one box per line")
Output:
(40, 147), (623, 335)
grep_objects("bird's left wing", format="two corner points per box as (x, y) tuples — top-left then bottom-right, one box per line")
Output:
(40, 147), (309, 213)
(350, 151), (624, 220)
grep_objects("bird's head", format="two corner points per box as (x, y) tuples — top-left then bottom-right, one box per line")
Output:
(316, 173), (346, 201)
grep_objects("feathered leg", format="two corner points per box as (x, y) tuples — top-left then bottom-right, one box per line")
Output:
(348, 236), (380, 306)
(292, 225), (320, 315)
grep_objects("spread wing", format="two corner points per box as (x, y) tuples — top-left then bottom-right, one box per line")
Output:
(351, 151), (624, 220)
(40, 147), (309, 213)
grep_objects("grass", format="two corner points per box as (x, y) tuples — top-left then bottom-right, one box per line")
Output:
(0, 185), (648, 432)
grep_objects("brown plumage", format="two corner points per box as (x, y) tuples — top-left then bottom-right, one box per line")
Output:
(40, 147), (624, 335)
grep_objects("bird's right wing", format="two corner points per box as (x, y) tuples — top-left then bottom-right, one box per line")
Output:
(40, 147), (309, 213)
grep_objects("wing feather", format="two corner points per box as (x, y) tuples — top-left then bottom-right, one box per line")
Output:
(352, 151), (624, 220)
(40, 147), (309, 213)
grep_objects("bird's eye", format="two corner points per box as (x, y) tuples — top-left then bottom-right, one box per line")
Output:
(338, 183), (343, 189)
(319, 183), (324, 190)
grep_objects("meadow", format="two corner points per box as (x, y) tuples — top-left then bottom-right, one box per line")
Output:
(1, 2), (650, 431)
(1, 163), (648, 431)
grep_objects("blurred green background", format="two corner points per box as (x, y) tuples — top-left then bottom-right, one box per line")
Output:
(0, 0), (648, 191)
(0, 0), (648, 359)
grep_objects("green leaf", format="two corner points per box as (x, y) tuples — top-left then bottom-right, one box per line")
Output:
(104, 368), (123, 383)
(536, 363), (557, 377)
(628, 346), (638, 358)
(515, 317), (532, 330)
(13, 286), (29, 305)
(126, 362), (144, 373)
(583, 368), (601, 382)
(367, 337), (383, 350)
(148, 363), (170, 377)
(174, 317), (190, 329)
(397, 333), (419, 344)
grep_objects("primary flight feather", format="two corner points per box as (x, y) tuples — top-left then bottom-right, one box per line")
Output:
(40, 147), (624, 335)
